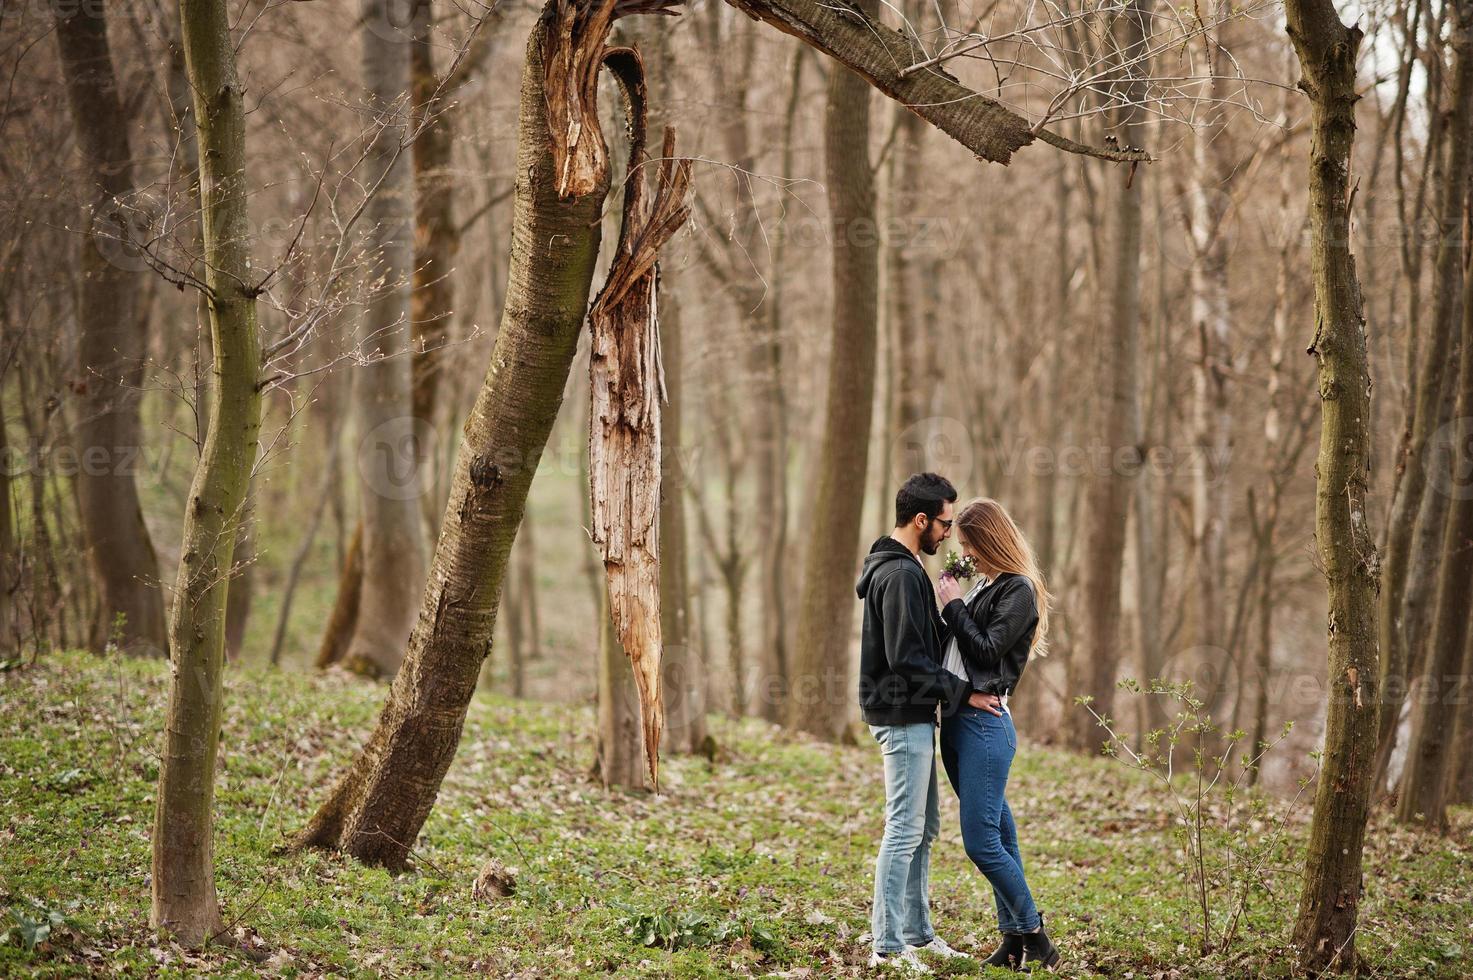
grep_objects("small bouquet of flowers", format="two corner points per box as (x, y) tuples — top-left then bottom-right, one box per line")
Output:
(941, 550), (978, 581)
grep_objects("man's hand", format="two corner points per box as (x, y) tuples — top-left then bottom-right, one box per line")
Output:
(967, 691), (1003, 716)
(936, 573), (963, 605)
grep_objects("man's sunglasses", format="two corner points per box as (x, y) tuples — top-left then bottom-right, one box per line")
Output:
(928, 516), (954, 531)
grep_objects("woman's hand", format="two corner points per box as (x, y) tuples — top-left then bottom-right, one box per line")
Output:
(936, 572), (963, 605)
(967, 691), (1004, 716)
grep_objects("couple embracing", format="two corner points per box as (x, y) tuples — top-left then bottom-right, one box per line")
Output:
(855, 472), (1060, 973)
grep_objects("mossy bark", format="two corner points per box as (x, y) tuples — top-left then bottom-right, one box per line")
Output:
(151, 0), (263, 946)
(1284, 2), (1380, 970)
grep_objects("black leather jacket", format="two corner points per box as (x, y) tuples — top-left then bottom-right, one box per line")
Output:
(940, 573), (1039, 697)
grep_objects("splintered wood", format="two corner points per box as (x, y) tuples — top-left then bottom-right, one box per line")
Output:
(544, 0), (680, 199)
(588, 77), (693, 791)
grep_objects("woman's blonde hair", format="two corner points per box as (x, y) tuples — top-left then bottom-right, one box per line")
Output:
(954, 497), (1051, 656)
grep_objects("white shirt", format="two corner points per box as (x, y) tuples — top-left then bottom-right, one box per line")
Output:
(941, 576), (989, 681)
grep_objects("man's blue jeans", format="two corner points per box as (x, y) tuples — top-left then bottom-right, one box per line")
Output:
(939, 704), (1041, 933)
(868, 722), (940, 954)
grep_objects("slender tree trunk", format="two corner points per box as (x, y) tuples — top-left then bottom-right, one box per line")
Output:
(1133, 263), (1165, 742)
(342, 0), (428, 678)
(1447, 627), (1473, 804)
(1375, 1), (1473, 789)
(292, 6), (612, 869)
(660, 292), (708, 752)
(504, 551), (526, 697)
(315, 521), (363, 669)
(787, 0), (879, 740)
(1064, 0), (1148, 752)
(1396, 248), (1473, 832)
(409, 4), (463, 537)
(270, 436), (339, 667)
(516, 514), (540, 660)
(151, 0), (263, 944)
(1191, 8), (1234, 717)
(595, 586), (648, 789)
(53, 0), (168, 658)
(1284, 3), (1380, 969)
(755, 46), (804, 719)
(0, 414), (13, 651)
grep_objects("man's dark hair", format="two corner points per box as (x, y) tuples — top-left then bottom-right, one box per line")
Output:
(894, 472), (957, 527)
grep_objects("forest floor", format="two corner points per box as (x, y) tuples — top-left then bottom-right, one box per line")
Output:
(2, 651), (1470, 978)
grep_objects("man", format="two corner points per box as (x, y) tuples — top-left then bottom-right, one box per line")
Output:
(855, 472), (1004, 972)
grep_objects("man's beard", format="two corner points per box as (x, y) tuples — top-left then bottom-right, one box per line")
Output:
(920, 525), (945, 555)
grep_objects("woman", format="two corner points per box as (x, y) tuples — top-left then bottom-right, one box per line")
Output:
(934, 497), (1060, 971)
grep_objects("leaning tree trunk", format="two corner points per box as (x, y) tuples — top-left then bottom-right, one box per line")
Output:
(150, 0), (263, 945)
(1284, 2), (1380, 971)
(339, 0), (428, 678)
(1064, 0), (1148, 753)
(1396, 244), (1473, 833)
(1375, 0), (1473, 789)
(53, 0), (168, 658)
(293, 2), (633, 869)
(787, 0), (880, 740)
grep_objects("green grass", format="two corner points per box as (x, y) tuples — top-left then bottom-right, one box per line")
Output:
(1, 651), (1469, 977)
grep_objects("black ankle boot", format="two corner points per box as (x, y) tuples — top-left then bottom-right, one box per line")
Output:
(1020, 913), (1061, 971)
(984, 932), (1024, 969)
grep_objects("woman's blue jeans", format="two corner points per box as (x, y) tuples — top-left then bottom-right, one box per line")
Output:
(868, 722), (940, 954)
(939, 705), (1041, 933)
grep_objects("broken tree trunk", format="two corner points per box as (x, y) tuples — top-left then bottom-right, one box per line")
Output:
(292, 0), (677, 869)
(587, 57), (694, 784)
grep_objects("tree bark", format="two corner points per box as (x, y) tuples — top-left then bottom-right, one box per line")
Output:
(151, 0), (263, 945)
(787, 0), (880, 740)
(1446, 626), (1473, 805)
(315, 521), (363, 670)
(1064, 0), (1148, 752)
(659, 291), (709, 753)
(722, 0), (1146, 166)
(1190, 5), (1234, 716)
(1284, 2), (1380, 970)
(53, 0), (168, 658)
(754, 47), (803, 719)
(1375, 0), (1473, 790)
(1396, 237), (1473, 832)
(0, 415), (13, 651)
(343, 0), (429, 678)
(292, 5), (613, 869)
(595, 586), (648, 789)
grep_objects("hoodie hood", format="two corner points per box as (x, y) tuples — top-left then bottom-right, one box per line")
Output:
(856, 536), (920, 599)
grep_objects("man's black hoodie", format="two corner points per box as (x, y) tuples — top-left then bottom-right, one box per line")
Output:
(855, 536), (971, 725)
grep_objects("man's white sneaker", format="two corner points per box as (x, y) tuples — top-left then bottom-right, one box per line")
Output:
(908, 936), (971, 959)
(868, 947), (933, 973)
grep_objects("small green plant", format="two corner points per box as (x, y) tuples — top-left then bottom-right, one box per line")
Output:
(2, 898), (83, 952)
(612, 902), (778, 953)
(1076, 678), (1319, 956)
